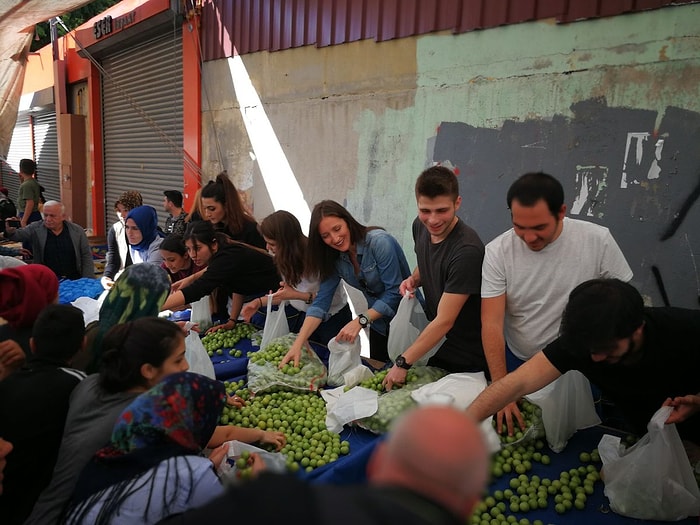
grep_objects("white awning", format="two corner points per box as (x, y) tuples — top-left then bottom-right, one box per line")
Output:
(0, 0), (93, 157)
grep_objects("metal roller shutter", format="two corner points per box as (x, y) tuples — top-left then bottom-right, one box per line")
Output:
(3, 114), (32, 203)
(33, 111), (61, 204)
(102, 29), (183, 231)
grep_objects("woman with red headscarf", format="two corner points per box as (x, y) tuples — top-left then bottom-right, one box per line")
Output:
(0, 265), (59, 376)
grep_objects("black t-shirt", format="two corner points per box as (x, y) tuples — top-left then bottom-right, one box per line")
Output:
(0, 358), (85, 524)
(217, 219), (266, 250)
(43, 224), (79, 280)
(543, 307), (700, 441)
(181, 242), (280, 305)
(412, 217), (487, 373)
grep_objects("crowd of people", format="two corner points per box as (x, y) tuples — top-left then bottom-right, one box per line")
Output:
(0, 160), (698, 524)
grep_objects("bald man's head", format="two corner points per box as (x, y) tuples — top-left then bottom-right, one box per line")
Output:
(367, 406), (489, 519)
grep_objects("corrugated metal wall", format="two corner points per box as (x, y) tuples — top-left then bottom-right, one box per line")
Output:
(2, 114), (31, 203)
(201, 0), (698, 60)
(33, 110), (61, 204)
(102, 29), (183, 232)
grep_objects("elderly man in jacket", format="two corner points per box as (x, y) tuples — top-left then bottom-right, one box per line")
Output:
(2, 201), (94, 280)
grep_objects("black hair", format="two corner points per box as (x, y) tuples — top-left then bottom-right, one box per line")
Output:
(183, 220), (228, 250)
(415, 166), (459, 200)
(307, 200), (375, 280)
(506, 172), (564, 217)
(31, 304), (85, 362)
(159, 234), (187, 256)
(99, 317), (183, 394)
(19, 158), (36, 175)
(559, 279), (645, 357)
(200, 172), (256, 234)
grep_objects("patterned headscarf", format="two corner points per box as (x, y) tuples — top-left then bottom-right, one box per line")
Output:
(88, 264), (171, 372)
(0, 265), (59, 328)
(115, 190), (143, 212)
(98, 372), (226, 458)
(125, 205), (163, 252)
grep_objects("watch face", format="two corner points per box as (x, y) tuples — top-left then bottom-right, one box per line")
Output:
(358, 314), (368, 327)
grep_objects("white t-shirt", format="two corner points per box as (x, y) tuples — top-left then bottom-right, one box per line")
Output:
(481, 217), (633, 360)
(286, 275), (348, 316)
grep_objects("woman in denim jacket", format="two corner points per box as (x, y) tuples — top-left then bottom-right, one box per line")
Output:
(280, 200), (411, 364)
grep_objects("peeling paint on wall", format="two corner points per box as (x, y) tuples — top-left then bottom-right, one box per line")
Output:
(431, 99), (700, 308)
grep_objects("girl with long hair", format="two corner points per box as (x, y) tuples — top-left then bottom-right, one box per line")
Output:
(160, 221), (280, 327)
(240, 210), (351, 345)
(159, 234), (202, 283)
(200, 172), (265, 248)
(280, 200), (412, 364)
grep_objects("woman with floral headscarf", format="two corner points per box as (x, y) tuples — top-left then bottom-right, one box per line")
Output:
(64, 372), (226, 525)
(102, 191), (143, 290)
(124, 205), (164, 267)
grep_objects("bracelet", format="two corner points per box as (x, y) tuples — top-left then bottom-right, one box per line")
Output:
(258, 297), (263, 308)
(305, 292), (313, 304)
(228, 317), (236, 325)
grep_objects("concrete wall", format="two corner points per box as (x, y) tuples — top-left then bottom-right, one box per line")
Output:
(202, 3), (700, 308)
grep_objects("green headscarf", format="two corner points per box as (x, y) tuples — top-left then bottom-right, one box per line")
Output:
(88, 264), (171, 372)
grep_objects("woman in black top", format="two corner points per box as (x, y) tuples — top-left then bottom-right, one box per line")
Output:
(161, 221), (279, 326)
(200, 172), (265, 249)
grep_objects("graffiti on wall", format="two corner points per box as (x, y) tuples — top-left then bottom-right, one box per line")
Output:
(431, 97), (700, 308)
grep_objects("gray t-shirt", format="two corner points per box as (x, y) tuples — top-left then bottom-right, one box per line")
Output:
(412, 217), (487, 373)
(24, 374), (138, 525)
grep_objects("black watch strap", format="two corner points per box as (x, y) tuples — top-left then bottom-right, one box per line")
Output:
(395, 355), (412, 370)
(358, 313), (370, 328)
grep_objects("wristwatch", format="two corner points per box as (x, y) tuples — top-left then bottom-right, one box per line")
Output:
(395, 355), (412, 370)
(357, 313), (371, 328)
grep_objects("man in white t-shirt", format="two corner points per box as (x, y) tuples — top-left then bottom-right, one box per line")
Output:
(481, 172), (633, 435)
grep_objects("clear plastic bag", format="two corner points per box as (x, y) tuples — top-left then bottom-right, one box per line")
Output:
(599, 406), (700, 521)
(247, 334), (327, 393)
(355, 365), (448, 434)
(184, 330), (216, 380)
(387, 293), (443, 366)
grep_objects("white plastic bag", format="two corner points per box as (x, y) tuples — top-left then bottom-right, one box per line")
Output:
(387, 293), (443, 366)
(184, 330), (216, 379)
(598, 406), (700, 521)
(190, 295), (213, 332)
(412, 372), (502, 453)
(217, 440), (287, 486)
(327, 337), (367, 387)
(260, 296), (290, 351)
(525, 370), (601, 452)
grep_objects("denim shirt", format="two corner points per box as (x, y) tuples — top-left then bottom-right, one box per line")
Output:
(306, 229), (411, 336)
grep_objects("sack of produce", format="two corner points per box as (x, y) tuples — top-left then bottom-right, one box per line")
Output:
(491, 398), (545, 447)
(354, 366), (447, 434)
(247, 334), (327, 393)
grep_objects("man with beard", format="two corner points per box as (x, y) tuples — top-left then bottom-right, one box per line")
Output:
(480, 172), (632, 435)
(467, 278), (700, 446)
